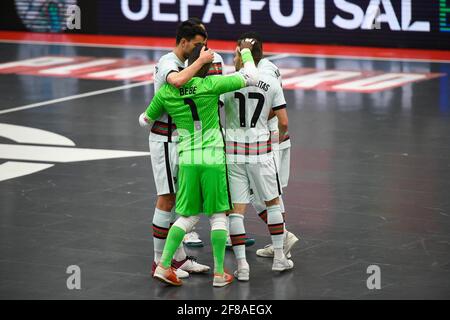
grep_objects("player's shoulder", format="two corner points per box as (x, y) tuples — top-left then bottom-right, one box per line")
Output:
(158, 52), (182, 66)
(258, 58), (281, 80)
(259, 72), (282, 90)
(213, 52), (224, 64)
(258, 58), (279, 72)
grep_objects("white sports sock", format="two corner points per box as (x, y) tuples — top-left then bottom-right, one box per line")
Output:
(237, 258), (249, 271)
(279, 196), (287, 232)
(267, 204), (284, 252)
(229, 213), (247, 261)
(173, 215), (200, 262)
(152, 208), (172, 263)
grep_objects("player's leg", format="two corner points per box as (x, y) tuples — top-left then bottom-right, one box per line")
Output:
(226, 162), (251, 281)
(276, 145), (299, 256)
(248, 159), (293, 271)
(201, 161), (234, 287)
(154, 215), (201, 286)
(209, 213), (233, 287)
(171, 161), (210, 274)
(264, 197), (293, 271)
(182, 139), (203, 248)
(254, 194), (298, 258)
(149, 141), (189, 278)
(254, 146), (298, 258)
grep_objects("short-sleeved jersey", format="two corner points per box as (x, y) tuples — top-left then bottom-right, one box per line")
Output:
(258, 58), (291, 150)
(151, 52), (227, 143)
(223, 73), (286, 163)
(258, 58), (282, 85)
(146, 74), (245, 164)
(150, 52), (185, 142)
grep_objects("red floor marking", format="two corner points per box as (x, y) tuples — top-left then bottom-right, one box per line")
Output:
(1, 31), (450, 62)
(0, 55), (443, 93)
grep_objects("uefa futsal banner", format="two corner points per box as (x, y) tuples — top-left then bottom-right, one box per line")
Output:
(96, 0), (449, 49)
(1, 0), (449, 49)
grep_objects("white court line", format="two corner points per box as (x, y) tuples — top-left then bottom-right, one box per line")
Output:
(1, 39), (450, 64)
(266, 53), (292, 61)
(0, 80), (153, 115)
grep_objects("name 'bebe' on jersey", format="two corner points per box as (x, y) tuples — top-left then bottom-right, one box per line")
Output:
(179, 86), (197, 96)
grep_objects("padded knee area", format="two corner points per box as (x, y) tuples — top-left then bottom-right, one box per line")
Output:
(210, 213), (228, 231)
(173, 215), (200, 233)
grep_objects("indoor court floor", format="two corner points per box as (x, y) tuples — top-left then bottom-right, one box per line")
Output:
(0, 32), (449, 299)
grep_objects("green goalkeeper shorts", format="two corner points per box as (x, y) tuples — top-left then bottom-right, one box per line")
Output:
(175, 163), (232, 216)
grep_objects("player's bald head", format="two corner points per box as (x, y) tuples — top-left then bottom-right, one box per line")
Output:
(188, 43), (212, 78)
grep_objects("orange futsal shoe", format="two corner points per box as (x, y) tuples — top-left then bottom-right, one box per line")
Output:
(213, 271), (234, 287)
(153, 264), (182, 286)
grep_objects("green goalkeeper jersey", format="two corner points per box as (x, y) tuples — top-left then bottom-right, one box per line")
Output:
(145, 74), (246, 165)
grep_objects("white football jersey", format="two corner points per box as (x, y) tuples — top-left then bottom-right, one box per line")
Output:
(150, 52), (226, 142)
(223, 73), (286, 163)
(258, 58), (282, 85)
(258, 58), (291, 149)
(150, 52), (185, 142)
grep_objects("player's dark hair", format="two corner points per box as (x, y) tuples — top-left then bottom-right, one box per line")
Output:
(237, 31), (263, 65)
(176, 20), (207, 44)
(188, 43), (211, 78)
(186, 17), (203, 26)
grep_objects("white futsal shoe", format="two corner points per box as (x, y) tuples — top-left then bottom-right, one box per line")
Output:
(152, 261), (189, 279)
(256, 231), (299, 258)
(176, 256), (210, 273)
(272, 255), (294, 272)
(183, 231), (204, 247)
(233, 267), (250, 281)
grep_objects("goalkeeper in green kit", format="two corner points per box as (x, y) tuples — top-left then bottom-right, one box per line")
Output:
(139, 39), (258, 287)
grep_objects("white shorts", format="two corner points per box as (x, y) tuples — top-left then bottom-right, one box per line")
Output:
(228, 158), (282, 204)
(274, 145), (290, 188)
(149, 140), (178, 195)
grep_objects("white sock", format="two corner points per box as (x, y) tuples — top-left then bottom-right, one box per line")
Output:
(279, 196), (288, 232)
(152, 208), (172, 263)
(229, 213), (247, 262)
(267, 204), (284, 253)
(237, 258), (249, 271)
(172, 215), (200, 262)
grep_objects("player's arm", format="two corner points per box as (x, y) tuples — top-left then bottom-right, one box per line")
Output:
(208, 45), (259, 95)
(238, 40), (259, 86)
(273, 108), (288, 140)
(139, 92), (165, 127)
(167, 46), (214, 88)
(272, 81), (288, 138)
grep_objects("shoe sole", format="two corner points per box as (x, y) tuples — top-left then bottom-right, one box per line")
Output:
(256, 234), (299, 258)
(256, 251), (293, 258)
(184, 242), (204, 248)
(236, 276), (249, 281)
(233, 271), (250, 281)
(256, 250), (273, 257)
(272, 263), (294, 272)
(175, 270), (190, 279)
(182, 269), (210, 274)
(153, 273), (183, 286)
(213, 281), (233, 287)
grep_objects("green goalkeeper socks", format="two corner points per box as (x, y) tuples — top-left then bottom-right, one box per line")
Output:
(160, 225), (186, 268)
(211, 229), (227, 275)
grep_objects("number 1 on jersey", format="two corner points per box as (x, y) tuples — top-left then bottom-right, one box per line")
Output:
(184, 98), (202, 131)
